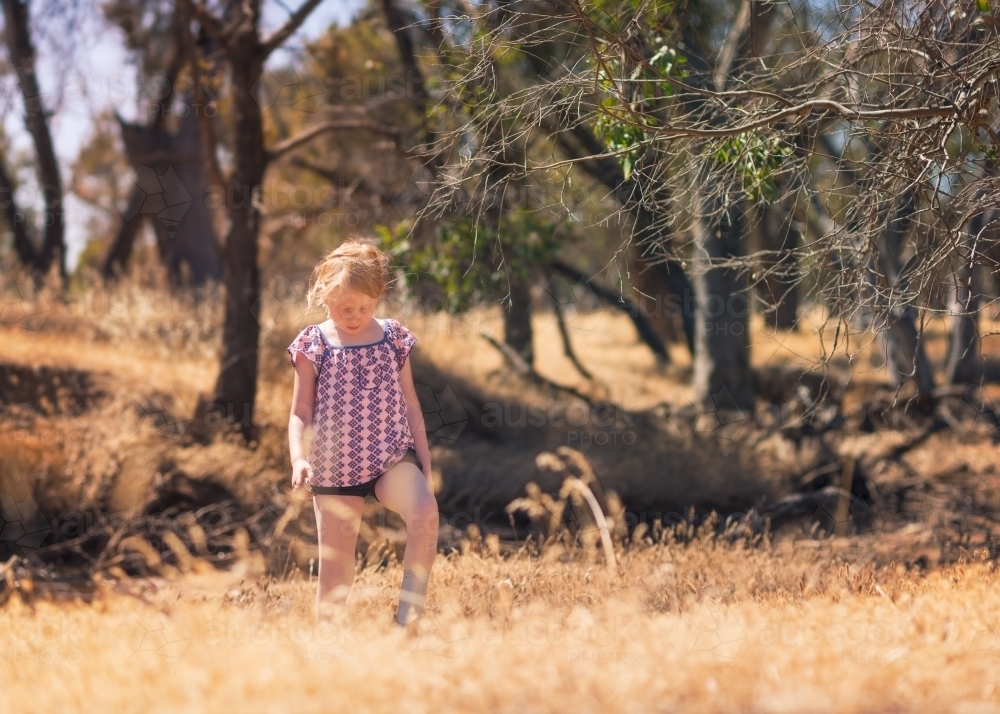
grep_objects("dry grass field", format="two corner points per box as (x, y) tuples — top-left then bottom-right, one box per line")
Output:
(3, 538), (1000, 713)
(3, 272), (1000, 712)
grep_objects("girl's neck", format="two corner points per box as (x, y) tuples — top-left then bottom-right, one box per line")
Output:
(320, 317), (383, 347)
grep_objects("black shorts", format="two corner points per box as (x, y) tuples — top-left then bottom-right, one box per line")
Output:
(306, 448), (424, 503)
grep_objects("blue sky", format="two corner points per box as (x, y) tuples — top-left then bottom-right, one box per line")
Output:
(4, 0), (367, 271)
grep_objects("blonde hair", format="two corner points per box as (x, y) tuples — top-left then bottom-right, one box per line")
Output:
(306, 237), (393, 313)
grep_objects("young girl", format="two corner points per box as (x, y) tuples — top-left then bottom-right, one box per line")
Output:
(286, 238), (438, 627)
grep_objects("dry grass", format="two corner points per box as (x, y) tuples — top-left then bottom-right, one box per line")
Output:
(4, 273), (1000, 711)
(3, 535), (1000, 713)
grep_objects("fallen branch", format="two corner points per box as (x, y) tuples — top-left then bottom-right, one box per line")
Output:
(764, 486), (850, 527)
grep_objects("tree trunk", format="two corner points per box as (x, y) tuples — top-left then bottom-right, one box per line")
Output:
(177, 0), (325, 443)
(754, 197), (800, 330)
(945, 212), (986, 385)
(0, 157), (39, 271)
(2, 0), (64, 281)
(101, 185), (146, 279)
(502, 269), (534, 366)
(690, 194), (754, 411)
(876, 189), (935, 400)
(630, 202), (697, 356)
(210, 54), (266, 440)
(628, 241), (676, 357)
(113, 106), (222, 287)
(627, 239), (698, 360)
(655, 260), (696, 356)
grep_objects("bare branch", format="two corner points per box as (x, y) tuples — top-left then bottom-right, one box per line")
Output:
(266, 120), (406, 162)
(262, 0), (325, 57)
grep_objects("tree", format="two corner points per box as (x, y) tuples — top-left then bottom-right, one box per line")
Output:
(1, 0), (65, 282)
(413, 0), (1000, 409)
(184, 0), (409, 439)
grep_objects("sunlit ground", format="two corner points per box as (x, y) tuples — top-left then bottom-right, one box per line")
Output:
(3, 538), (1000, 713)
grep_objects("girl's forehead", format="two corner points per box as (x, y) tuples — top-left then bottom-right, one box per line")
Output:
(327, 289), (378, 306)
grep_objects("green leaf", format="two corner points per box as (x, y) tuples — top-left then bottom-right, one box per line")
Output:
(622, 156), (633, 181)
(978, 0), (991, 12)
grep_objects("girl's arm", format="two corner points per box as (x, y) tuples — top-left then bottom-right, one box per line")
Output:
(288, 353), (317, 489)
(399, 354), (432, 485)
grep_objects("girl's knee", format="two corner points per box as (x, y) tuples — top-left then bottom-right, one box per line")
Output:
(416, 488), (438, 513)
(400, 494), (438, 529)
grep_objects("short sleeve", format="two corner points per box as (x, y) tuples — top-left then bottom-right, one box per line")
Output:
(388, 319), (418, 371)
(287, 326), (324, 375)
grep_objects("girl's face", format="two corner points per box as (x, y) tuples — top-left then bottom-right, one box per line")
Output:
(324, 288), (379, 334)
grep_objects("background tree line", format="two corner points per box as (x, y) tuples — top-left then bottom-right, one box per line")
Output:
(2, 0), (1000, 442)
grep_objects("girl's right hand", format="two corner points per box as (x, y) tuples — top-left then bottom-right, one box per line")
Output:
(291, 458), (313, 490)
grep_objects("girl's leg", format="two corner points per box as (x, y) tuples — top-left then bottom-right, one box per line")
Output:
(312, 494), (365, 623)
(373, 460), (440, 623)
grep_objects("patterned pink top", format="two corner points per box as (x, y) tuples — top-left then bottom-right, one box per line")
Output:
(287, 318), (418, 488)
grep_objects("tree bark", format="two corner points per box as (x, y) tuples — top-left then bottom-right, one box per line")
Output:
(632, 204), (696, 356)
(2, 0), (64, 281)
(945, 212), (987, 385)
(754, 196), (800, 330)
(875, 189), (935, 400)
(210, 52), (266, 439)
(690, 194), (754, 411)
(100, 185), (145, 279)
(502, 270), (534, 366)
(0, 158), (39, 271)
(627, 241), (676, 358)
